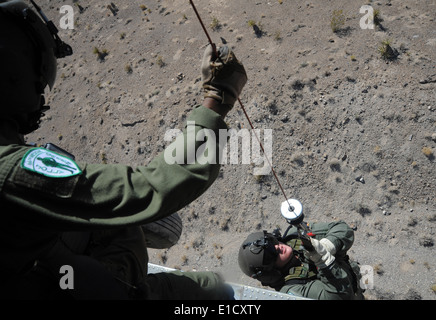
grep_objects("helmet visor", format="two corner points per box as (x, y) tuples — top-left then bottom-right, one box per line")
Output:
(242, 231), (279, 268)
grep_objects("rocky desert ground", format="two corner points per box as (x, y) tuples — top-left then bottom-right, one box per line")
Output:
(27, 0), (435, 300)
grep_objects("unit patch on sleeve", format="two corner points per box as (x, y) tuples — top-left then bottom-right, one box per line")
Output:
(21, 148), (82, 178)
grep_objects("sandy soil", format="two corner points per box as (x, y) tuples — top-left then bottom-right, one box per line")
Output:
(27, 0), (436, 300)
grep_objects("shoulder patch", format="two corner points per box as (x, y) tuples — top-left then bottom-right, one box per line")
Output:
(21, 148), (82, 178)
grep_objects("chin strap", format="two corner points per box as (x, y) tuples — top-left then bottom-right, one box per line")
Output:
(19, 96), (50, 135)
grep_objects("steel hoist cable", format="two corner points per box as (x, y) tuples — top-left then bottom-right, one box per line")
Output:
(189, 0), (292, 209)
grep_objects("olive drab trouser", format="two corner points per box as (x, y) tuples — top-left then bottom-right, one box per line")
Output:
(4, 227), (145, 299)
(3, 226), (232, 300)
(1, 229), (134, 299)
(86, 227), (233, 300)
(135, 270), (233, 300)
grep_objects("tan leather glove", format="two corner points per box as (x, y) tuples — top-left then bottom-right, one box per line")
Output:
(306, 238), (335, 269)
(320, 238), (337, 255)
(201, 44), (248, 109)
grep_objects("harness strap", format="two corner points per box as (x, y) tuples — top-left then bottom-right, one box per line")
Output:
(283, 238), (318, 284)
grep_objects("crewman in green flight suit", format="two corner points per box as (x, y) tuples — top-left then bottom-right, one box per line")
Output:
(238, 220), (365, 300)
(0, 0), (247, 299)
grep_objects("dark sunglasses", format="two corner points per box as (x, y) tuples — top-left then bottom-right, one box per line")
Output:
(242, 231), (279, 264)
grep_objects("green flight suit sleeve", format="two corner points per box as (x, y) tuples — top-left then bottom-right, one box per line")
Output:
(283, 221), (354, 255)
(310, 221), (355, 255)
(2, 105), (227, 230)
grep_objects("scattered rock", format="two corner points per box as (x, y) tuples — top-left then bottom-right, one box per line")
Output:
(403, 289), (422, 300)
(419, 237), (434, 247)
(24, 0), (436, 300)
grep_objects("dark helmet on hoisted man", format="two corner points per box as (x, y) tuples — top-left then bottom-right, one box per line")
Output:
(238, 230), (292, 290)
(0, 0), (72, 134)
(238, 231), (280, 278)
